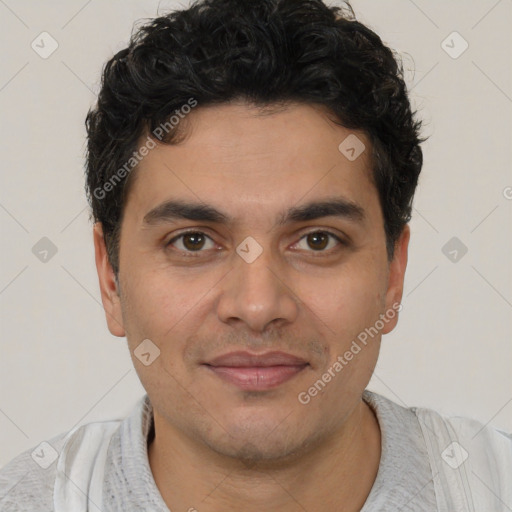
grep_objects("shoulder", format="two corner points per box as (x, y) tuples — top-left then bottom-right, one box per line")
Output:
(412, 403), (512, 509)
(412, 403), (512, 458)
(0, 430), (69, 511)
(0, 420), (122, 512)
(365, 390), (512, 509)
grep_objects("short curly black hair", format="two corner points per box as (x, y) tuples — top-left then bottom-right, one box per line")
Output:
(85, 0), (424, 275)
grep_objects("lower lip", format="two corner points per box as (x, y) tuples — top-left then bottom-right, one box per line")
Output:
(205, 364), (308, 391)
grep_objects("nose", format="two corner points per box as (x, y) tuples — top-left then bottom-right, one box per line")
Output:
(215, 241), (299, 333)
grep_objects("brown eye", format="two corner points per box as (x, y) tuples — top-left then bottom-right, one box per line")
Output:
(167, 232), (215, 253)
(182, 233), (206, 251)
(306, 232), (329, 250)
(294, 231), (344, 253)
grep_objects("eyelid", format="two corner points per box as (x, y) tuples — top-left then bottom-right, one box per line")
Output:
(291, 229), (347, 253)
(166, 227), (348, 254)
(166, 228), (217, 248)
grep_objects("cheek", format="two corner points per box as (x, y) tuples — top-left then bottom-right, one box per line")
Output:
(120, 267), (222, 365)
(119, 271), (200, 397)
(119, 268), (186, 344)
(307, 260), (387, 339)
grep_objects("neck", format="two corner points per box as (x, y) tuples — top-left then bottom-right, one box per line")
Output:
(148, 398), (381, 512)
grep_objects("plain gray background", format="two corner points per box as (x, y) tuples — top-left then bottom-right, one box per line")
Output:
(1, 0), (511, 467)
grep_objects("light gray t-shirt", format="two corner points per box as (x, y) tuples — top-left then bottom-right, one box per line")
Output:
(0, 390), (470, 511)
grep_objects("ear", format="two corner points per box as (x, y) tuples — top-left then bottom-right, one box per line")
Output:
(381, 224), (410, 335)
(93, 223), (126, 337)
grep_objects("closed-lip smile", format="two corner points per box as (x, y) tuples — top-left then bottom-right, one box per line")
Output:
(203, 351), (309, 391)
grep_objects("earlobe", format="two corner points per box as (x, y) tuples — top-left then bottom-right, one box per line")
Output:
(93, 223), (126, 337)
(381, 225), (410, 335)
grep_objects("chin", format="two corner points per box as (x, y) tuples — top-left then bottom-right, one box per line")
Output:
(199, 416), (323, 467)
(207, 435), (306, 466)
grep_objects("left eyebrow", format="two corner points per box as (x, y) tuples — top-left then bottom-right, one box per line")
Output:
(142, 197), (365, 227)
(276, 197), (365, 225)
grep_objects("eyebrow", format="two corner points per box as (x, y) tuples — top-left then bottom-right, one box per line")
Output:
(142, 197), (365, 227)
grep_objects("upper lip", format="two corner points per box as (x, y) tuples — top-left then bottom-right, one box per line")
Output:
(204, 351), (308, 368)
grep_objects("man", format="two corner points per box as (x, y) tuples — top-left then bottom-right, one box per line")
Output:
(1, 0), (511, 510)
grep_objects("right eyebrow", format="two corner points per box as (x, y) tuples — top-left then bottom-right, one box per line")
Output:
(142, 200), (229, 226)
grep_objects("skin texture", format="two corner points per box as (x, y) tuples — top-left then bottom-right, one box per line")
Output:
(94, 101), (410, 511)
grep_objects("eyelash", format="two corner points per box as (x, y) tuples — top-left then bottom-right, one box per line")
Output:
(165, 229), (347, 257)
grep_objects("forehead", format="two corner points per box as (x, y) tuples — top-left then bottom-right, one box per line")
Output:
(122, 101), (378, 226)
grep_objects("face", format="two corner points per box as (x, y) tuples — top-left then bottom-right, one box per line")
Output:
(94, 101), (409, 462)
